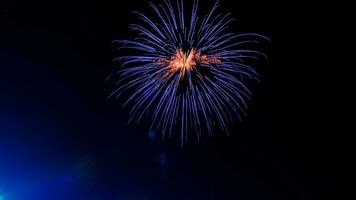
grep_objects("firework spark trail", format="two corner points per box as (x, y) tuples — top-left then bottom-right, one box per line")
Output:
(112, 0), (269, 144)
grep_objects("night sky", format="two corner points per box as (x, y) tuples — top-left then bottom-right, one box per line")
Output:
(0, 0), (350, 199)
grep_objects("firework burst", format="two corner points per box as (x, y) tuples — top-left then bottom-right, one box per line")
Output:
(112, 0), (269, 143)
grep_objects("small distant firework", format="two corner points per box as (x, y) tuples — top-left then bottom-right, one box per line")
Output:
(112, 0), (269, 143)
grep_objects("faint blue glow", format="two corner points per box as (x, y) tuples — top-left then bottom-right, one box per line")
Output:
(148, 130), (156, 140)
(157, 153), (167, 166)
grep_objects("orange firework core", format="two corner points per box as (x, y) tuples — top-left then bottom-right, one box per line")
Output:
(157, 48), (221, 79)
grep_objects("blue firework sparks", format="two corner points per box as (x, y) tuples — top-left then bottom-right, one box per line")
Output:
(112, 0), (269, 143)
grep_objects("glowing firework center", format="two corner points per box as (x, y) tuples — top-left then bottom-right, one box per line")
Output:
(157, 48), (221, 80)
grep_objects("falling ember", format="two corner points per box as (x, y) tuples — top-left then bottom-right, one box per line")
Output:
(156, 48), (221, 79)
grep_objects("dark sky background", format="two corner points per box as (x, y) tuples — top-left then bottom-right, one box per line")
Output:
(0, 0), (351, 199)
